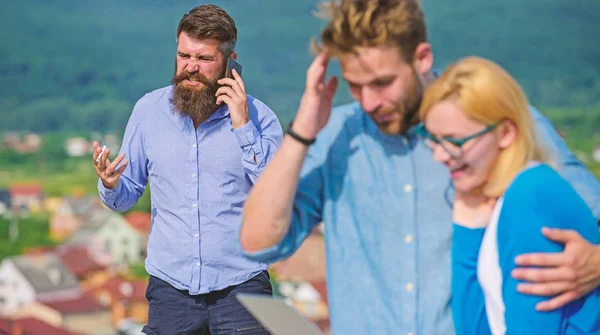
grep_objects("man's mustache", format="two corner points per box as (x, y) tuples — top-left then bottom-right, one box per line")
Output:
(171, 71), (212, 86)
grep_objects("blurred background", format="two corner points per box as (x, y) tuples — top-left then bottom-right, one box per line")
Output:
(0, 0), (598, 334)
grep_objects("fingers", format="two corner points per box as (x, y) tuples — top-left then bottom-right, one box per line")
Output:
(105, 153), (126, 175)
(535, 291), (580, 311)
(114, 160), (129, 176)
(216, 94), (233, 107)
(215, 85), (240, 99)
(306, 53), (330, 90)
(542, 227), (582, 244)
(512, 265), (577, 283)
(514, 252), (569, 267)
(516, 280), (576, 296)
(325, 76), (339, 99)
(218, 76), (244, 97)
(231, 69), (245, 93)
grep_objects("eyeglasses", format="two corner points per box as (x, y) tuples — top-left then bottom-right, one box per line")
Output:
(415, 122), (498, 159)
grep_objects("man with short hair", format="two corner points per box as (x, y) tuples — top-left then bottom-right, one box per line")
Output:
(93, 5), (282, 334)
(239, 0), (600, 334)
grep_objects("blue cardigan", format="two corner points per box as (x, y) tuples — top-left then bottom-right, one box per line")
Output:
(452, 163), (600, 334)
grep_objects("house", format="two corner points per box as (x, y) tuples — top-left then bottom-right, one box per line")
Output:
(67, 209), (143, 266)
(49, 196), (104, 241)
(2, 133), (20, 149)
(0, 316), (82, 335)
(64, 138), (90, 157)
(41, 295), (113, 335)
(8, 185), (44, 214)
(13, 295), (113, 335)
(0, 190), (11, 217)
(19, 134), (42, 154)
(123, 212), (151, 258)
(0, 254), (80, 316)
(54, 245), (111, 291)
(0, 133), (41, 154)
(88, 276), (148, 328)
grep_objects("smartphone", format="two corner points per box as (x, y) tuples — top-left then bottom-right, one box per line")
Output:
(225, 57), (243, 79)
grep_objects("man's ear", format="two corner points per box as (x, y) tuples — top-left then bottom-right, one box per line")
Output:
(498, 119), (517, 149)
(412, 42), (433, 75)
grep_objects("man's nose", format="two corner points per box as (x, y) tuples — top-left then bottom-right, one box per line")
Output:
(360, 88), (383, 114)
(185, 61), (200, 73)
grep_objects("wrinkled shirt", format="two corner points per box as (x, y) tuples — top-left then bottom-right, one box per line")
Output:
(243, 102), (600, 334)
(99, 85), (283, 294)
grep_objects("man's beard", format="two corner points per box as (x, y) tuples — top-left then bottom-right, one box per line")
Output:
(400, 69), (424, 130)
(170, 67), (224, 125)
(373, 70), (424, 135)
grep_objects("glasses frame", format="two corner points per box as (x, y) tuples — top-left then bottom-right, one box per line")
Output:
(415, 122), (499, 158)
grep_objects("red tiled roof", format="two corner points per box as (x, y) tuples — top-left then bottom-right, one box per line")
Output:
(124, 212), (151, 234)
(0, 317), (82, 335)
(92, 276), (147, 303)
(9, 184), (43, 196)
(43, 294), (105, 314)
(22, 246), (56, 256)
(56, 245), (106, 278)
(0, 319), (11, 334)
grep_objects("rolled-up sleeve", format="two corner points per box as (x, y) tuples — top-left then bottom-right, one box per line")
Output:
(233, 96), (283, 184)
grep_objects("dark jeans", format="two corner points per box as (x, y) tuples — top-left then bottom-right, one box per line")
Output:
(142, 271), (272, 335)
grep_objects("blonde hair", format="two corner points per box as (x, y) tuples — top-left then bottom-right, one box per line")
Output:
(419, 56), (550, 197)
(312, 0), (426, 61)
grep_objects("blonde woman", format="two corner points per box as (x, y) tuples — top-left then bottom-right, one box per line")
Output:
(417, 57), (600, 334)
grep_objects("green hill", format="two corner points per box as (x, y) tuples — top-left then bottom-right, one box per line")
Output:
(1, 0), (599, 133)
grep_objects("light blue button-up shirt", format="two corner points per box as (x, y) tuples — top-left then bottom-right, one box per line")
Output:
(98, 85), (283, 294)
(243, 102), (600, 334)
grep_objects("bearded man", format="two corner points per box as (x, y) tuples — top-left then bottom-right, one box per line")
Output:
(91, 5), (282, 334)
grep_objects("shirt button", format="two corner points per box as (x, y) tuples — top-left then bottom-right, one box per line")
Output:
(194, 233), (199, 238)
(192, 173), (197, 178)
(192, 203), (197, 208)
(406, 282), (414, 292)
(196, 263), (200, 267)
(192, 144), (197, 148)
(404, 234), (413, 243)
(246, 131), (251, 136)
(404, 184), (413, 193)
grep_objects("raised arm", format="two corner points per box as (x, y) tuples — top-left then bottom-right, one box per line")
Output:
(95, 100), (149, 212)
(239, 53), (338, 258)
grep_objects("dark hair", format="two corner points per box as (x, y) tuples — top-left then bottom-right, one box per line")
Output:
(176, 4), (238, 56)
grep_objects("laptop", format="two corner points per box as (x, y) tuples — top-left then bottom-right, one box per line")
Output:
(236, 293), (325, 335)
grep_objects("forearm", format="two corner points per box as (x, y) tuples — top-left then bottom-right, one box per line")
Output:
(240, 135), (309, 252)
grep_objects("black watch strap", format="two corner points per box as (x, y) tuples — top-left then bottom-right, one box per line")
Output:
(286, 121), (316, 146)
